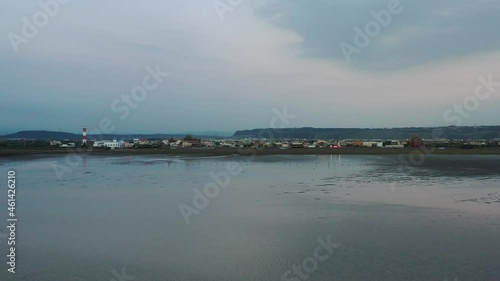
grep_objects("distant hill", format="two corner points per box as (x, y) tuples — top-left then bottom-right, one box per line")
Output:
(0, 130), (81, 140)
(183, 131), (233, 137)
(233, 126), (500, 140)
(0, 130), (224, 140)
(3, 126), (500, 141)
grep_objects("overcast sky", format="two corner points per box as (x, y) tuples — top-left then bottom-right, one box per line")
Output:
(1, 0), (499, 134)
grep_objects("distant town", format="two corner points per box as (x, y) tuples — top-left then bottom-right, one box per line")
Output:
(1, 126), (500, 152)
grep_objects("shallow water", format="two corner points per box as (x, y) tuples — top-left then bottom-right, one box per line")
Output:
(0, 155), (499, 281)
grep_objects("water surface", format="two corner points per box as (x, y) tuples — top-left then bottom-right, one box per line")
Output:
(0, 155), (499, 281)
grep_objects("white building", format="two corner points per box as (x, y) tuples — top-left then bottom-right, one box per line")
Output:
(93, 140), (124, 149)
(384, 141), (405, 149)
(362, 142), (378, 147)
(169, 140), (181, 147)
(60, 142), (75, 148)
(50, 140), (62, 146)
(202, 140), (215, 147)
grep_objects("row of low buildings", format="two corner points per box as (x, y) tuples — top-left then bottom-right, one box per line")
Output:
(45, 135), (500, 150)
(4, 135), (497, 150)
(87, 135), (212, 149)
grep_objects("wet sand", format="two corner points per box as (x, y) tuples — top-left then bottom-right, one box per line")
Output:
(1, 154), (499, 281)
(2, 146), (500, 158)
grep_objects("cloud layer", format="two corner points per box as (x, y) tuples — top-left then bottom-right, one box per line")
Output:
(1, 0), (499, 134)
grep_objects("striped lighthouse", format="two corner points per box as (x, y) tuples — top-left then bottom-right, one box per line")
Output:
(82, 126), (87, 144)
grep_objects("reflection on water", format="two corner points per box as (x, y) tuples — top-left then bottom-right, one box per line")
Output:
(0, 155), (499, 281)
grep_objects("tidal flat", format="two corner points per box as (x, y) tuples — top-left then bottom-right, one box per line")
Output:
(0, 155), (499, 281)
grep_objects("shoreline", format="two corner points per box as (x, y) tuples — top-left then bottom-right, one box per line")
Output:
(2, 147), (500, 158)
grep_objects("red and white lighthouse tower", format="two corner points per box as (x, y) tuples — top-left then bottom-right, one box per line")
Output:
(82, 126), (87, 144)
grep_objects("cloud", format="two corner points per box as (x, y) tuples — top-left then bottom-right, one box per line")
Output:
(0, 0), (499, 133)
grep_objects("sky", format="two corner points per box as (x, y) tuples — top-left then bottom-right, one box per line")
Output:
(1, 0), (500, 134)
